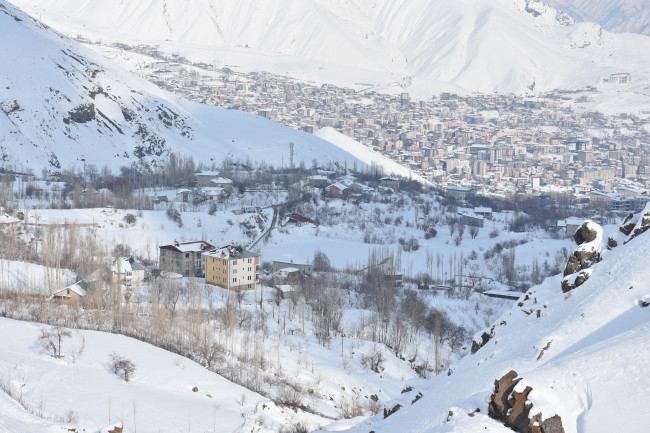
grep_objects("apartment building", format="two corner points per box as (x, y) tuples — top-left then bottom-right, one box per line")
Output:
(159, 240), (214, 277)
(204, 244), (260, 291)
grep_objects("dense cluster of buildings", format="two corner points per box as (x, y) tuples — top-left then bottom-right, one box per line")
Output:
(111, 43), (650, 212)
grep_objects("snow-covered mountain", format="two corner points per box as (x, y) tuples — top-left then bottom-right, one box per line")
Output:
(9, 0), (650, 95)
(0, 0), (370, 173)
(546, 0), (650, 36)
(332, 207), (650, 433)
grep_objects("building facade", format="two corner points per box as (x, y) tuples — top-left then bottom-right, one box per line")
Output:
(204, 245), (260, 291)
(159, 240), (215, 277)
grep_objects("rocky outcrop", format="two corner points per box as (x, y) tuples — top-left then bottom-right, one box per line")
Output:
(619, 213), (636, 236)
(561, 221), (601, 293)
(561, 269), (592, 293)
(624, 210), (650, 245)
(63, 102), (95, 124)
(471, 329), (494, 354)
(488, 370), (565, 433)
(572, 221), (598, 245)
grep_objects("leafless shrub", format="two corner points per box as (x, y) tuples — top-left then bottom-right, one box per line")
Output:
(109, 352), (137, 382)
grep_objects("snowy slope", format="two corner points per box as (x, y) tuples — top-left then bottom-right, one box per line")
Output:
(0, 1), (370, 173)
(9, 0), (650, 95)
(314, 127), (426, 183)
(546, 0), (650, 36)
(0, 318), (303, 433)
(332, 209), (650, 433)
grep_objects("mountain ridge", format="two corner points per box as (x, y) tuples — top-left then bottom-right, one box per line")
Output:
(0, 0), (374, 173)
(9, 0), (650, 95)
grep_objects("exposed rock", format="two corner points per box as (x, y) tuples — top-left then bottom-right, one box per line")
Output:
(536, 341), (552, 361)
(561, 269), (592, 293)
(488, 370), (565, 433)
(488, 370), (521, 421)
(471, 330), (493, 354)
(563, 250), (600, 277)
(606, 237), (618, 249)
(508, 385), (534, 432)
(64, 103), (95, 124)
(619, 213), (636, 236)
(383, 403), (402, 419)
(624, 211), (650, 245)
(573, 221), (597, 245)
(530, 414), (565, 433)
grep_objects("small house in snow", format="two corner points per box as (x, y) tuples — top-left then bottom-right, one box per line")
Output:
(51, 281), (88, 302)
(326, 182), (349, 198)
(379, 177), (400, 189)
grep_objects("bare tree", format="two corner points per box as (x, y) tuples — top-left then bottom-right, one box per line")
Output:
(37, 325), (72, 358)
(469, 225), (479, 239)
(109, 352), (137, 382)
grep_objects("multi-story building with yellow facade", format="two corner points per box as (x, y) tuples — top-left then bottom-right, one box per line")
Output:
(204, 244), (260, 291)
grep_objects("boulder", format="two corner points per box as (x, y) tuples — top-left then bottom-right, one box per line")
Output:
(561, 269), (592, 293)
(573, 221), (597, 245)
(488, 370), (521, 422)
(563, 250), (600, 277)
(488, 370), (565, 433)
(471, 330), (493, 354)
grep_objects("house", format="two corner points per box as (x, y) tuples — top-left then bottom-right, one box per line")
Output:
(176, 188), (204, 204)
(195, 170), (222, 187)
(325, 182), (349, 198)
(557, 217), (584, 237)
(111, 257), (145, 286)
(446, 185), (474, 200)
(159, 240), (215, 277)
(51, 281), (88, 302)
(309, 175), (330, 188)
(286, 213), (319, 227)
(379, 176), (400, 189)
(474, 207), (493, 219)
(607, 72), (631, 84)
(203, 187), (224, 201)
(459, 212), (484, 228)
(274, 267), (301, 279)
(209, 177), (233, 193)
(273, 260), (313, 277)
(203, 244), (260, 291)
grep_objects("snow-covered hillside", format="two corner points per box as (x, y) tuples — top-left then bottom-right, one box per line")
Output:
(9, 0), (650, 95)
(332, 207), (650, 433)
(547, 0), (650, 36)
(0, 1), (370, 173)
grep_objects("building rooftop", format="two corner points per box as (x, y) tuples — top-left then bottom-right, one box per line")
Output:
(203, 244), (260, 260)
(160, 240), (215, 253)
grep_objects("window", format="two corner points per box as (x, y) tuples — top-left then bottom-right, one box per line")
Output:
(233, 269), (237, 274)
(185, 253), (190, 258)
(248, 258), (252, 263)
(232, 278), (237, 283)
(233, 260), (237, 265)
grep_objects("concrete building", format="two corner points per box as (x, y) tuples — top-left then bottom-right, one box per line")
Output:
(111, 257), (145, 286)
(204, 244), (260, 291)
(272, 261), (313, 277)
(159, 240), (215, 277)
